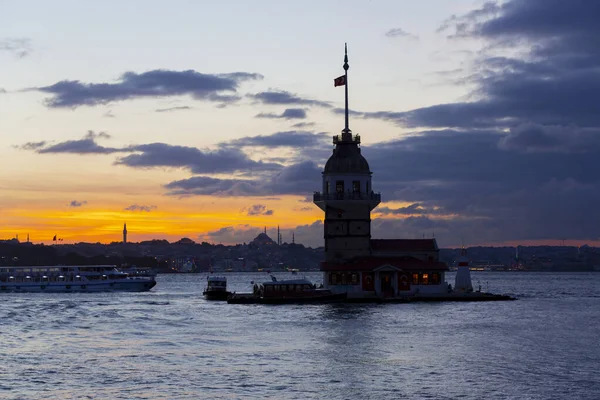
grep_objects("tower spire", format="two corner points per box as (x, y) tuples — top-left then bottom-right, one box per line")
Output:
(343, 43), (350, 139)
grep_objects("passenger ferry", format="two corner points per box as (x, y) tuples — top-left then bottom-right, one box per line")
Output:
(0, 265), (156, 292)
(227, 277), (346, 304)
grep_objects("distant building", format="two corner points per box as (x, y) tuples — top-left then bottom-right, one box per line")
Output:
(250, 230), (276, 247)
(123, 223), (127, 244)
(313, 45), (449, 300)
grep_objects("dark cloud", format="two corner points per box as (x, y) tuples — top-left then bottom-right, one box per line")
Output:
(164, 176), (265, 197)
(0, 88), (6, 94)
(226, 131), (328, 148)
(18, 131), (285, 176)
(204, 225), (263, 244)
(17, 141), (47, 151)
(117, 143), (281, 174)
(164, 161), (321, 197)
(155, 106), (193, 113)
(68, 200), (87, 208)
(376, 203), (433, 215)
(244, 204), (274, 216)
(124, 204), (157, 212)
(249, 90), (331, 108)
(0, 37), (32, 58)
(19, 131), (123, 154)
(385, 28), (419, 40)
(292, 122), (316, 128)
(34, 69), (263, 108)
(256, 108), (307, 120)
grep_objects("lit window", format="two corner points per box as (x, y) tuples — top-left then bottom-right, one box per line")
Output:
(412, 273), (419, 284)
(422, 273), (429, 285)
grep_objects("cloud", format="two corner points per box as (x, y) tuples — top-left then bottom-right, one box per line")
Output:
(0, 37), (32, 58)
(68, 200), (87, 208)
(226, 130), (329, 148)
(18, 131), (285, 175)
(18, 141), (47, 151)
(124, 204), (157, 212)
(103, 110), (115, 118)
(376, 203), (433, 215)
(292, 122), (316, 128)
(0, 88), (6, 94)
(116, 143), (282, 174)
(249, 90), (331, 108)
(385, 28), (419, 40)
(244, 204), (274, 216)
(155, 106), (193, 113)
(256, 108), (307, 120)
(164, 160), (321, 197)
(204, 225), (263, 244)
(20, 131), (124, 154)
(34, 69), (263, 108)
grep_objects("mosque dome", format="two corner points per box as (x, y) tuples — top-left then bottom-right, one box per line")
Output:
(324, 142), (371, 175)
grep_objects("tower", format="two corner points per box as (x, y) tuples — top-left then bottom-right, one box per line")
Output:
(123, 223), (127, 244)
(313, 44), (381, 262)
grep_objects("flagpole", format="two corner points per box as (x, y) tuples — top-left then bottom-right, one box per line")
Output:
(343, 43), (350, 137)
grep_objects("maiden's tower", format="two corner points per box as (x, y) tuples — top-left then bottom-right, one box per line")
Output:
(313, 45), (449, 300)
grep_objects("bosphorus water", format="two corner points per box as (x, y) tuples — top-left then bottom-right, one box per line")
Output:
(1, 272), (598, 399)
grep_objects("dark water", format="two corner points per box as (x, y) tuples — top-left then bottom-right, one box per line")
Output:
(1, 272), (598, 400)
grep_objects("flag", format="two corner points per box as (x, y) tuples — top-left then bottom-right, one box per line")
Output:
(334, 75), (346, 87)
(53, 235), (57, 241)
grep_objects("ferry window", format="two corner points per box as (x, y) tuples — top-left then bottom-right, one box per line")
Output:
(341, 273), (347, 284)
(422, 273), (429, 285)
(351, 273), (359, 285)
(336, 181), (344, 193)
(412, 273), (419, 284)
(432, 273), (440, 284)
(352, 180), (360, 193)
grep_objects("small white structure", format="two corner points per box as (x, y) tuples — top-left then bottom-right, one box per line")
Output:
(454, 247), (473, 292)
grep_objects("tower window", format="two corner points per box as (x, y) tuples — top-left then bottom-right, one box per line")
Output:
(352, 181), (360, 193)
(366, 182), (370, 193)
(336, 181), (344, 193)
(326, 181), (330, 194)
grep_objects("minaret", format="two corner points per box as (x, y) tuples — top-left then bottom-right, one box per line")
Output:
(314, 44), (381, 262)
(123, 223), (127, 244)
(277, 225), (280, 245)
(292, 232), (295, 244)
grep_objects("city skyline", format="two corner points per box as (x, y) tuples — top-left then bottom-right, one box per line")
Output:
(1, 0), (599, 248)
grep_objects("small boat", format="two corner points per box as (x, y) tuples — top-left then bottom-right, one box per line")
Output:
(0, 265), (156, 292)
(203, 276), (231, 301)
(227, 277), (346, 304)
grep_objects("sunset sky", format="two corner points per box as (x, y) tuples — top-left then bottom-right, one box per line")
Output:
(1, 0), (598, 248)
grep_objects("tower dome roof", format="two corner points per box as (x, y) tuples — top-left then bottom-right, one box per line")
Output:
(324, 142), (371, 175)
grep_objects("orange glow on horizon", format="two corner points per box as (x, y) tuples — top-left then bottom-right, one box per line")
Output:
(0, 194), (322, 245)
